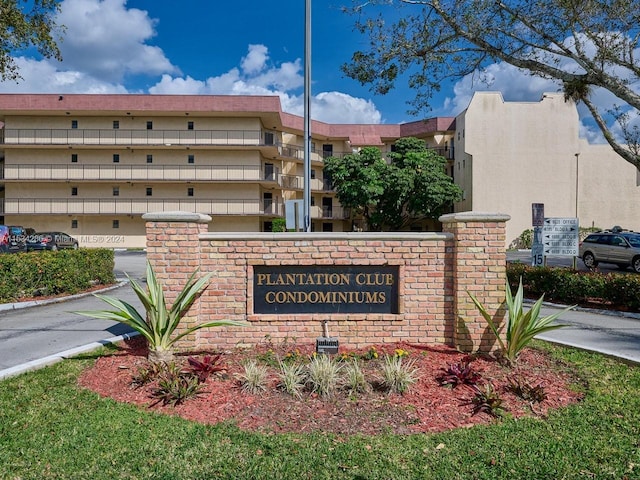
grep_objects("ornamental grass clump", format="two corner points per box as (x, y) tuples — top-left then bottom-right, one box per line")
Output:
(468, 277), (573, 366)
(238, 361), (269, 395)
(306, 354), (342, 397)
(381, 355), (420, 394)
(343, 359), (370, 395)
(74, 261), (249, 364)
(277, 361), (307, 398)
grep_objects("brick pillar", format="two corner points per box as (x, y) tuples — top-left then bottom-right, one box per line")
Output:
(440, 212), (510, 353)
(142, 211), (211, 350)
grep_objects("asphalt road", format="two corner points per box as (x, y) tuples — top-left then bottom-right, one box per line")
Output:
(507, 250), (635, 274)
(0, 251), (145, 376)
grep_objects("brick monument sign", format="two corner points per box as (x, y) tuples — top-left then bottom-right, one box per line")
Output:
(143, 211), (509, 353)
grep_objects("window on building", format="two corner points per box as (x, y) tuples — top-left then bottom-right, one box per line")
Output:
(187, 187), (194, 197)
(263, 192), (273, 213)
(146, 121), (153, 130)
(322, 222), (333, 232)
(71, 219), (78, 229)
(263, 221), (273, 232)
(146, 187), (153, 196)
(264, 131), (275, 145)
(147, 154), (153, 164)
(113, 154), (120, 163)
(112, 220), (119, 229)
(322, 144), (333, 158)
(71, 187), (78, 196)
(71, 153), (78, 163)
(113, 120), (119, 129)
(187, 121), (194, 130)
(113, 187), (119, 196)
(311, 169), (316, 179)
(71, 120), (78, 129)
(188, 154), (195, 164)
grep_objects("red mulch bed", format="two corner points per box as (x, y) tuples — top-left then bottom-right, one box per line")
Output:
(78, 337), (584, 435)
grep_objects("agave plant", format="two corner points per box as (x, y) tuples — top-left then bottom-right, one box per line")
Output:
(468, 277), (574, 366)
(75, 261), (248, 363)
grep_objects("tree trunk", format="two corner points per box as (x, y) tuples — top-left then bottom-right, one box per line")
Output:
(148, 348), (175, 364)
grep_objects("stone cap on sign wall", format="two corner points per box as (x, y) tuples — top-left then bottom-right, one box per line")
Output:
(199, 231), (452, 241)
(439, 212), (511, 223)
(142, 211), (212, 223)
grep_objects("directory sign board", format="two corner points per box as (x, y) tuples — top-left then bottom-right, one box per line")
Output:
(542, 217), (579, 256)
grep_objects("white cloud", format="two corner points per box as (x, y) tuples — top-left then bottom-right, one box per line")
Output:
(149, 45), (382, 124)
(54, 0), (178, 82)
(241, 44), (269, 75)
(0, 57), (127, 93)
(0, 2), (382, 124)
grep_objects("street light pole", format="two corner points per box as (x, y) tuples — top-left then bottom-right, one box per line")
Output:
(575, 153), (580, 219)
(574, 152), (580, 270)
(303, 0), (312, 232)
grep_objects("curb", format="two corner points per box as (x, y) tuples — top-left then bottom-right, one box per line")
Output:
(0, 331), (140, 381)
(0, 279), (130, 312)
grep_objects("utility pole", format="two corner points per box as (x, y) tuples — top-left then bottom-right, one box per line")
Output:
(303, 0), (312, 232)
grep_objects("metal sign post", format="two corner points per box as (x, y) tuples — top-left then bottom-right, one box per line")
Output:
(531, 203), (545, 267)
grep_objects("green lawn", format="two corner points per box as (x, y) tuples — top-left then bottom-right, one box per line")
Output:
(1, 342), (639, 480)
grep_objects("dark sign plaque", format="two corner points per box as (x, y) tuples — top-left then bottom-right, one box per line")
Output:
(253, 265), (399, 314)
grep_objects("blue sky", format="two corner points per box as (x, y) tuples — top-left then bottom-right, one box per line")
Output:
(0, 0), (590, 130)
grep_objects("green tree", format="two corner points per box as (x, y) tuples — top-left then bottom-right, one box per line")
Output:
(343, 0), (640, 170)
(324, 137), (462, 230)
(0, 0), (62, 81)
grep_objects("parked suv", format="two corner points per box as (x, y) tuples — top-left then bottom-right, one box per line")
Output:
(579, 230), (640, 273)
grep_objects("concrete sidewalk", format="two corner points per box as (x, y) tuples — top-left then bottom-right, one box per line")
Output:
(536, 302), (640, 364)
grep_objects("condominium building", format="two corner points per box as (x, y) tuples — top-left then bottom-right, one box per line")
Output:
(3, 92), (632, 250)
(454, 92), (640, 247)
(0, 94), (454, 248)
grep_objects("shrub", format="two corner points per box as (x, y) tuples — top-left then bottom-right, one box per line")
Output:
(0, 248), (114, 302)
(380, 355), (420, 394)
(187, 354), (226, 383)
(468, 382), (506, 417)
(238, 361), (269, 395)
(150, 363), (204, 406)
(74, 262), (249, 363)
(343, 359), (370, 395)
(277, 361), (307, 398)
(437, 361), (482, 388)
(306, 354), (342, 397)
(506, 264), (640, 312)
(507, 376), (547, 403)
(469, 278), (573, 366)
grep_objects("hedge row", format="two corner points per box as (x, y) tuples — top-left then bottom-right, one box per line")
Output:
(507, 263), (640, 312)
(0, 249), (115, 303)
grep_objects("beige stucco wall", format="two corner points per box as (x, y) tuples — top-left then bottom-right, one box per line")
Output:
(456, 92), (587, 246)
(577, 140), (640, 231)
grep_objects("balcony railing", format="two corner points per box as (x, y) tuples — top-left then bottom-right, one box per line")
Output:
(2, 164), (280, 183)
(311, 205), (350, 220)
(0, 198), (283, 216)
(279, 175), (333, 191)
(1, 128), (266, 146)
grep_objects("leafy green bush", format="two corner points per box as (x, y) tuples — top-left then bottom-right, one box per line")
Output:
(507, 264), (640, 312)
(0, 249), (115, 302)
